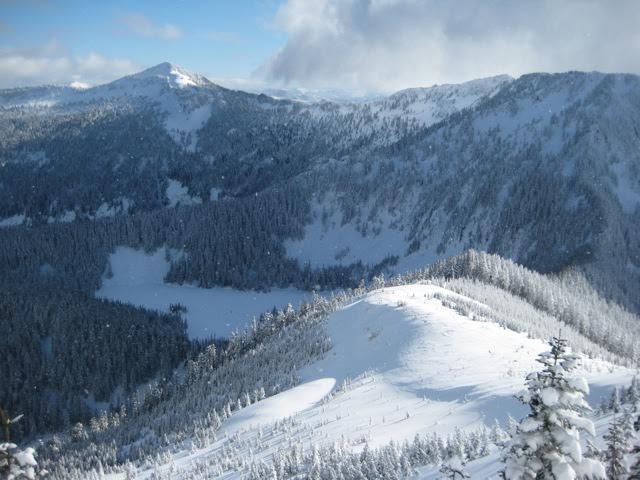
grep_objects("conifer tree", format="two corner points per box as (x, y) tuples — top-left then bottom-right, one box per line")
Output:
(604, 415), (631, 479)
(0, 407), (42, 479)
(584, 439), (603, 463)
(610, 387), (623, 414)
(502, 336), (605, 479)
(440, 455), (470, 479)
(627, 377), (640, 411)
(629, 439), (640, 480)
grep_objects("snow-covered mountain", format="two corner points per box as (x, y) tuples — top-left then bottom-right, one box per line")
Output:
(1, 64), (639, 313)
(0, 63), (514, 230)
(0, 63), (213, 107)
(3, 66), (640, 470)
(365, 74), (511, 125)
(291, 71), (640, 311)
(0, 62), (506, 158)
(40, 265), (637, 479)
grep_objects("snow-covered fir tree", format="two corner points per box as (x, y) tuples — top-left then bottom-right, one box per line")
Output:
(0, 408), (43, 479)
(629, 440), (640, 480)
(630, 410), (640, 480)
(502, 336), (605, 479)
(0, 443), (40, 480)
(440, 455), (470, 479)
(604, 414), (633, 479)
(626, 377), (640, 411)
(610, 387), (623, 414)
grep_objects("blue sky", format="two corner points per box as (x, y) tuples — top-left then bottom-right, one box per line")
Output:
(1, 0), (639, 92)
(0, 0), (285, 83)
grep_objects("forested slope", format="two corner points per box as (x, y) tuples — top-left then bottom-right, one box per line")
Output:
(3, 66), (640, 446)
(34, 252), (639, 479)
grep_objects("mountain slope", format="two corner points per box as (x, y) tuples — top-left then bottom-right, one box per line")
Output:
(2, 66), (639, 317)
(100, 283), (632, 479)
(0, 64), (508, 222)
(297, 71), (640, 310)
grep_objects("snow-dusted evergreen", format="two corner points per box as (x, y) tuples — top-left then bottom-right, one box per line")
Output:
(0, 442), (40, 480)
(604, 414), (634, 479)
(502, 337), (604, 479)
(440, 455), (471, 479)
(0, 408), (43, 479)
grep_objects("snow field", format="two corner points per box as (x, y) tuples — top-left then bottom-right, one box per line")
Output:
(120, 284), (634, 478)
(96, 246), (313, 339)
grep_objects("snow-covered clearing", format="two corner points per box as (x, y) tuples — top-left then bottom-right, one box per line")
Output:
(221, 378), (336, 438)
(96, 246), (312, 339)
(164, 103), (212, 152)
(284, 214), (407, 268)
(612, 161), (640, 214)
(165, 179), (202, 207)
(119, 284), (633, 479)
(283, 204), (470, 275)
(0, 213), (26, 227)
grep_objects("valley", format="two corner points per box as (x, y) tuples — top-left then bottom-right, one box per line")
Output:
(2, 62), (640, 479)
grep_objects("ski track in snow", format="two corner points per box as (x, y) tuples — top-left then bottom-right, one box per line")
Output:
(120, 284), (634, 479)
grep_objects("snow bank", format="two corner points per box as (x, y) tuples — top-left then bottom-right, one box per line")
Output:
(220, 378), (336, 437)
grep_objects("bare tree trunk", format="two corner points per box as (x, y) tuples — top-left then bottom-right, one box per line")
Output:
(0, 405), (10, 442)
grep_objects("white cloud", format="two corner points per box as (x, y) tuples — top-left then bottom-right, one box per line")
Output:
(260, 0), (640, 92)
(0, 41), (141, 88)
(119, 13), (182, 40)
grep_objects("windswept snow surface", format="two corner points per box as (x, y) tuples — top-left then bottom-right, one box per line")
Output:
(96, 247), (312, 339)
(122, 284), (633, 479)
(221, 378), (336, 437)
(297, 285), (630, 443)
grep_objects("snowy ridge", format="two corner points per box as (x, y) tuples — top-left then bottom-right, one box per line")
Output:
(288, 74), (513, 149)
(115, 284), (632, 479)
(0, 63), (214, 108)
(0, 64), (511, 153)
(123, 62), (210, 89)
(370, 74), (512, 125)
(0, 63), (225, 151)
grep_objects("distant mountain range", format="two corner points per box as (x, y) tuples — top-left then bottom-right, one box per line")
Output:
(1, 63), (639, 312)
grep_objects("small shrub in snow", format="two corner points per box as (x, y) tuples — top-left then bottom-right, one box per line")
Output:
(0, 443), (40, 480)
(0, 409), (44, 480)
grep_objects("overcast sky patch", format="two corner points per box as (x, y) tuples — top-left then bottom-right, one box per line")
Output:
(259, 0), (640, 92)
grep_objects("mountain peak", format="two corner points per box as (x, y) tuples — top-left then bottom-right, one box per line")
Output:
(127, 62), (210, 88)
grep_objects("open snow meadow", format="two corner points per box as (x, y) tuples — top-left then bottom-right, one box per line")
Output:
(97, 247), (313, 339)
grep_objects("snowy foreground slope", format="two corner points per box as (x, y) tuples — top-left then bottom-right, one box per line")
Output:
(116, 284), (632, 479)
